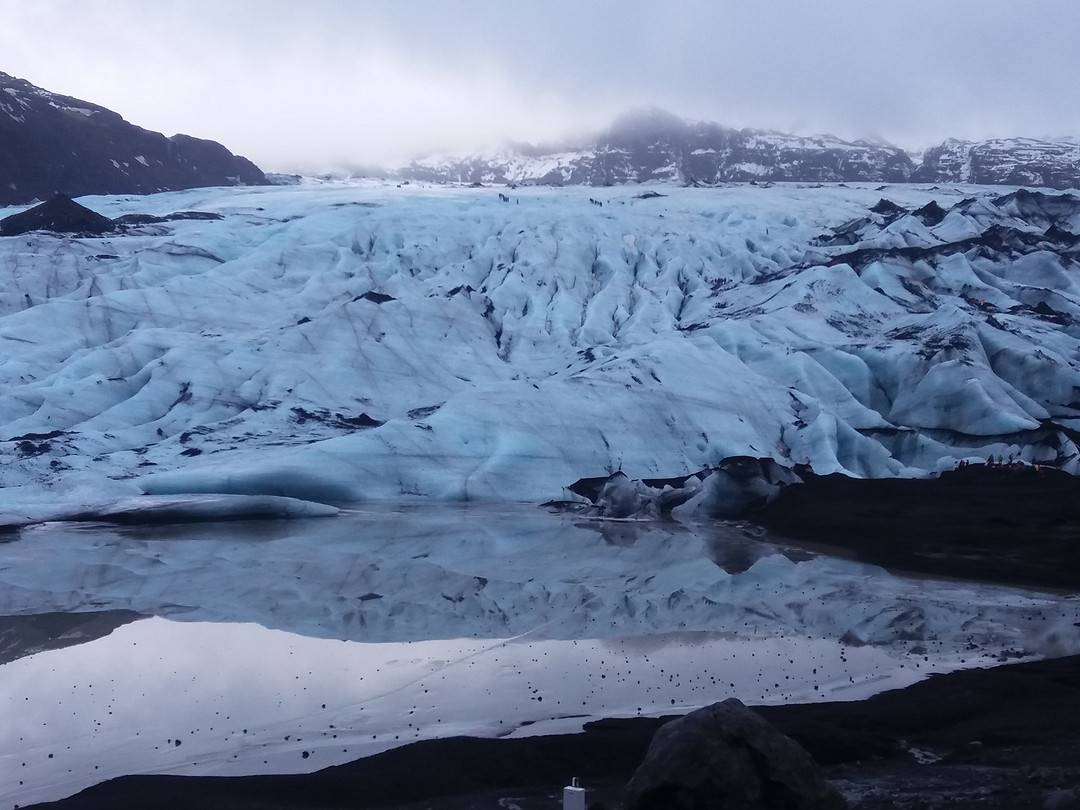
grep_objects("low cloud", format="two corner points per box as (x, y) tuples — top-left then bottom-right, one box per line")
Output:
(3, 0), (1079, 172)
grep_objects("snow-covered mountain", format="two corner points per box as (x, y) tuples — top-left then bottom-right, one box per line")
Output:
(0, 181), (1079, 523)
(0, 71), (266, 206)
(5, 66), (1077, 200)
(399, 108), (918, 186)
(914, 137), (1080, 188)
(395, 108), (1080, 190)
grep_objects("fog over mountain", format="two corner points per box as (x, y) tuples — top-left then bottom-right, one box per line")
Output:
(5, 68), (1080, 206)
(390, 107), (1080, 190)
(3, 1), (1080, 172)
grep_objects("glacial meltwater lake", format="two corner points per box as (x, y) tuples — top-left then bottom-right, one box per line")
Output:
(2, 504), (1078, 808)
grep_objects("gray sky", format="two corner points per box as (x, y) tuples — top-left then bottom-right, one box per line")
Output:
(3, 0), (1079, 172)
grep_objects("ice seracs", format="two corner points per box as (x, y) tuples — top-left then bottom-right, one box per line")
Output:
(1, 181), (1080, 521)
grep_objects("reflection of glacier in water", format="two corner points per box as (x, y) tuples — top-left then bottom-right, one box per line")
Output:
(2, 505), (1078, 807)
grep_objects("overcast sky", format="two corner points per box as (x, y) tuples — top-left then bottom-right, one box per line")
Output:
(3, 0), (1079, 172)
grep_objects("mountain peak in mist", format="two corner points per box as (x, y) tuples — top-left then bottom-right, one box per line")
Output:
(606, 106), (689, 139)
(393, 107), (1080, 190)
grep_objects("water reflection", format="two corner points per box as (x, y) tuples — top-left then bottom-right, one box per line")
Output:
(0, 610), (143, 665)
(0, 618), (991, 808)
(0, 505), (1071, 650)
(0, 504), (1077, 807)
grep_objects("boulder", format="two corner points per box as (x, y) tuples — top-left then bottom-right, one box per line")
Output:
(625, 698), (847, 810)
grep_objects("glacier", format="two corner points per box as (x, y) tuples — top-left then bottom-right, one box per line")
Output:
(1, 180), (1079, 520)
(4, 179), (1080, 806)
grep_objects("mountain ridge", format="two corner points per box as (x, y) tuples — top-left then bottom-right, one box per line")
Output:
(4, 70), (1080, 203)
(392, 107), (1080, 190)
(0, 71), (267, 206)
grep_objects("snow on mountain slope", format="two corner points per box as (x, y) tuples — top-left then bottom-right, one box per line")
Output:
(400, 110), (917, 186)
(392, 109), (1080, 190)
(916, 137), (1080, 189)
(1, 181), (1079, 520)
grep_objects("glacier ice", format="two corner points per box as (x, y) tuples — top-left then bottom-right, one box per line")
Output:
(0, 181), (1079, 517)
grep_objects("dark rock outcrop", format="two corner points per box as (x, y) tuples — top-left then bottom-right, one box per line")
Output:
(0, 194), (232, 237)
(754, 464), (1080, 591)
(0, 71), (267, 206)
(0, 193), (114, 235)
(625, 698), (847, 810)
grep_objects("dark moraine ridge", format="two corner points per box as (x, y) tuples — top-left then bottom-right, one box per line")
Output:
(754, 464), (1080, 592)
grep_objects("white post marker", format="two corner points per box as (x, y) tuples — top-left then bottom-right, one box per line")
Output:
(563, 777), (586, 810)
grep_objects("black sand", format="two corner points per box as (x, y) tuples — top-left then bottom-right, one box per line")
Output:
(756, 464), (1080, 592)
